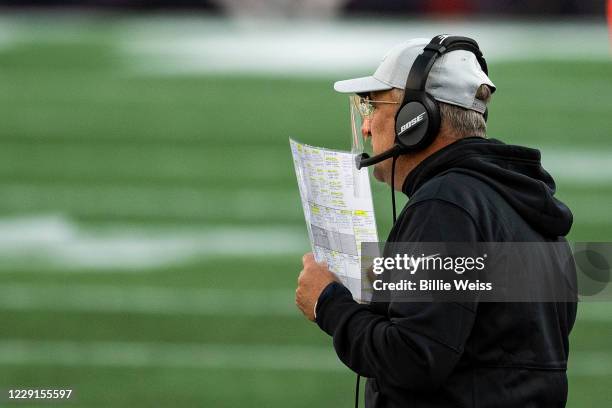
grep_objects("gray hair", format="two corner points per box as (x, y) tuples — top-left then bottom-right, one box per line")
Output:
(392, 85), (492, 139)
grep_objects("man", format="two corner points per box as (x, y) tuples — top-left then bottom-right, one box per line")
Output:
(295, 37), (577, 407)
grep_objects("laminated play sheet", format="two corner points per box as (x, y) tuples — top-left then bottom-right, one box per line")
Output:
(290, 139), (378, 302)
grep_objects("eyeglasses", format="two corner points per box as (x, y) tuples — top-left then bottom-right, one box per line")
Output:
(350, 95), (399, 120)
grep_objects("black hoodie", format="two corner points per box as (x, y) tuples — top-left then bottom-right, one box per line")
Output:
(315, 137), (577, 408)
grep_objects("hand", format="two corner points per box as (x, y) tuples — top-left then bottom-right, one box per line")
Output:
(295, 252), (337, 321)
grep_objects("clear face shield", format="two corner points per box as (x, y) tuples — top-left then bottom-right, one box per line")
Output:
(349, 95), (373, 157)
(349, 94), (399, 159)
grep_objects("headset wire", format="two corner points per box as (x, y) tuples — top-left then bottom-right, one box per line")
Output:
(354, 374), (360, 408)
(391, 155), (398, 223)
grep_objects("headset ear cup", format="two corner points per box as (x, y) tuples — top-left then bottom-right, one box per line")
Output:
(394, 94), (440, 152)
(394, 101), (429, 150)
(422, 94), (440, 146)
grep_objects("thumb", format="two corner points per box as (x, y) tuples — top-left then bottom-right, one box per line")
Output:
(302, 252), (315, 265)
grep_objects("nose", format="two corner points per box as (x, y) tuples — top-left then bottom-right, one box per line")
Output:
(361, 118), (372, 139)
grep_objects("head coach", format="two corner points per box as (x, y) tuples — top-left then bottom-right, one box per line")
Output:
(295, 35), (577, 407)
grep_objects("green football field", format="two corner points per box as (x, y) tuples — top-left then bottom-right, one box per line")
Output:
(0, 16), (611, 407)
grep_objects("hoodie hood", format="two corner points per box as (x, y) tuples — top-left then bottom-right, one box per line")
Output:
(402, 137), (573, 237)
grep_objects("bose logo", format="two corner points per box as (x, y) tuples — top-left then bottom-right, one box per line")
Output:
(399, 112), (426, 135)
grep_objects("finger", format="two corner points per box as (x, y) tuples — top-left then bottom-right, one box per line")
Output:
(295, 289), (301, 305)
(302, 252), (315, 265)
(295, 297), (305, 314)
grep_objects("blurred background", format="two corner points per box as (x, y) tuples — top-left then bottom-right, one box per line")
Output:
(0, 0), (611, 406)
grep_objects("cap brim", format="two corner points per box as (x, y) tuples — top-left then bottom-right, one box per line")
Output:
(333, 76), (393, 94)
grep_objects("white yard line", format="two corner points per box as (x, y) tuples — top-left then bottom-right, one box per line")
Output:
(0, 283), (610, 323)
(0, 215), (308, 271)
(0, 283), (296, 317)
(568, 351), (612, 377)
(0, 339), (608, 376)
(0, 340), (343, 372)
(0, 16), (608, 76)
(120, 18), (611, 76)
(540, 148), (612, 185)
(576, 303), (612, 323)
(1, 145), (610, 184)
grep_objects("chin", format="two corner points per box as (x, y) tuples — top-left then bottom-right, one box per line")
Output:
(373, 166), (386, 183)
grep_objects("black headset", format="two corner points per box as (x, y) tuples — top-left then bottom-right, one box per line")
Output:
(356, 34), (489, 170)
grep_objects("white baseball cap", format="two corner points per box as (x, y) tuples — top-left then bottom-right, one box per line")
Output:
(334, 38), (496, 113)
